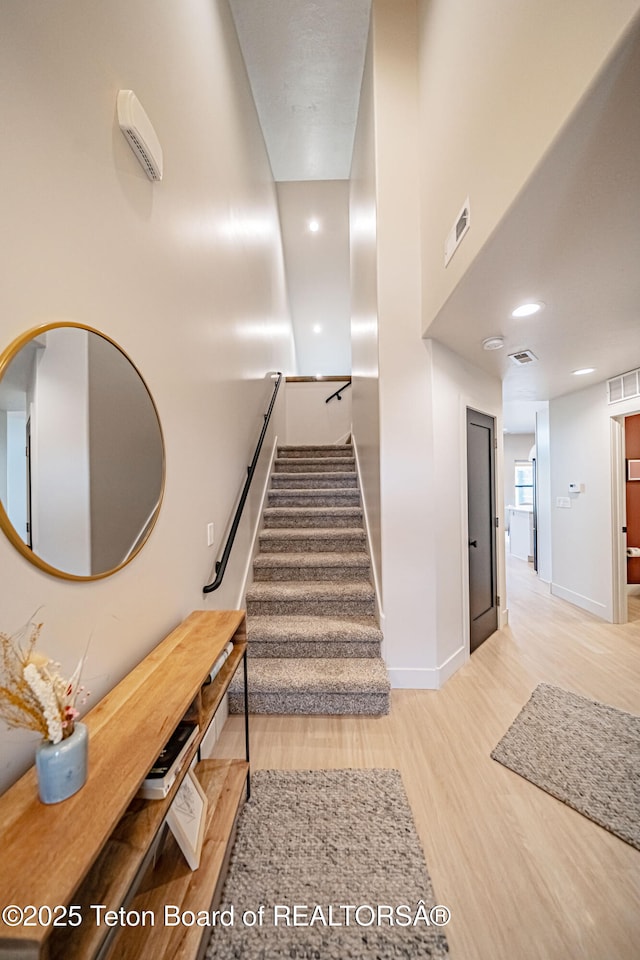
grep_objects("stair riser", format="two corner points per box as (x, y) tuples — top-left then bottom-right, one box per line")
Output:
(267, 493), (360, 508)
(259, 536), (367, 553)
(253, 566), (371, 582)
(274, 460), (355, 473)
(247, 641), (381, 658)
(228, 691), (389, 716)
(246, 598), (376, 617)
(270, 474), (358, 489)
(264, 510), (363, 529)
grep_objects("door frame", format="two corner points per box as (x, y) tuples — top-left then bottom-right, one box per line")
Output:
(611, 407), (640, 623)
(460, 399), (506, 656)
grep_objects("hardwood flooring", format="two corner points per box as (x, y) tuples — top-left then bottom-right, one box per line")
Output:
(215, 556), (640, 960)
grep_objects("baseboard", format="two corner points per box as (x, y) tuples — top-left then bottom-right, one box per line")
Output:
(236, 434), (280, 609)
(388, 645), (466, 689)
(351, 436), (385, 625)
(550, 582), (608, 620)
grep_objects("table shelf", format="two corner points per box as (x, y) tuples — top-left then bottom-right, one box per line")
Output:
(0, 610), (249, 960)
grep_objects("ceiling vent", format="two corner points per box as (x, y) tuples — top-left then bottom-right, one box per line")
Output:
(508, 349), (538, 366)
(608, 368), (640, 404)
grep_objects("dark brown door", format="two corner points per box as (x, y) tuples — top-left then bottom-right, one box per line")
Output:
(466, 408), (498, 651)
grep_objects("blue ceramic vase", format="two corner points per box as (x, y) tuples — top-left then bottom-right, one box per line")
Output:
(35, 722), (88, 804)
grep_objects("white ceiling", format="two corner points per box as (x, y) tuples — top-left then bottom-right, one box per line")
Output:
(228, 0), (371, 181)
(229, 3), (640, 432)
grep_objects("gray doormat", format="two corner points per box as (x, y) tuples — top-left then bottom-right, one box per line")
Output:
(491, 683), (640, 850)
(206, 769), (449, 959)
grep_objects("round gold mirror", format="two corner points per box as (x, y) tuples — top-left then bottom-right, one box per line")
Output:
(0, 323), (165, 580)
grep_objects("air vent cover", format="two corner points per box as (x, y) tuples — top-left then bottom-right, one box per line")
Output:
(508, 349), (538, 366)
(117, 90), (163, 181)
(608, 368), (640, 404)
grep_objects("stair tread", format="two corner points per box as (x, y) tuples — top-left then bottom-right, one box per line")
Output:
(259, 527), (366, 539)
(271, 471), (357, 481)
(253, 552), (371, 568)
(265, 505), (361, 514)
(268, 488), (360, 498)
(247, 580), (375, 600)
(230, 657), (390, 694)
(247, 615), (383, 642)
(278, 444), (352, 451)
(274, 457), (355, 467)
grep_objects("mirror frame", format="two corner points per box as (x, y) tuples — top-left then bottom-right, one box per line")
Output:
(0, 321), (166, 581)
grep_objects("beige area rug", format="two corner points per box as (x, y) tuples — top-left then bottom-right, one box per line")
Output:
(491, 683), (640, 850)
(206, 769), (449, 959)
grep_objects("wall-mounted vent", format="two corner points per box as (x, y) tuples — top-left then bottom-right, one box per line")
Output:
(508, 349), (538, 366)
(608, 367), (640, 404)
(117, 90), (163, 181)
(444, 197), (470, 266)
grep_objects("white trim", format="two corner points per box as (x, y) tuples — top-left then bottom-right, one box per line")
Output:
(235, 434), (280, 609)
(388, 645), (466, 689)
(550, 582), (607, 618)
(351, 435), (385, 626)
(610, 415), (627, 624)
(388, 667), (440, 690)
(460, 398), (506, 650)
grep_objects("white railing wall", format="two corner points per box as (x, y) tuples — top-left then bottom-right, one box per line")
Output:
(284, 378), (352, 445)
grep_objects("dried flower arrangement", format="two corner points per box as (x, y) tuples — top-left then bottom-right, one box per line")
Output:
(0, 619), (89, 745)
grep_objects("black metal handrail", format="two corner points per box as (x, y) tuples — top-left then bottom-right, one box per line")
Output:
(203, 372), (282, 593)
(325, 379), (351, 403)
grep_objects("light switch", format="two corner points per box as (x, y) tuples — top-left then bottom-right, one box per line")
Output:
(556, 497), (571, 509)
(207, 522), (214, 546)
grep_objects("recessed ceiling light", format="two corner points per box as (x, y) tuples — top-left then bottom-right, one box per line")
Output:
(572, 367), (596, 376)
(308, 218), (320, 233)
(482, 336), (505, 351)
(512, 301), (544, 318)
(312, 324), (322, 334)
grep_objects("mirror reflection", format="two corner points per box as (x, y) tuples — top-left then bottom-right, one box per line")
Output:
(0, 324), (164, 579)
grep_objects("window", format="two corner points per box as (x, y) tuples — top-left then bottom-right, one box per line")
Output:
(514, 460), (534, 507)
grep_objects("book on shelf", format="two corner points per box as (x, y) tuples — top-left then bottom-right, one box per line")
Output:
(137, 721), (199, 800)
(207, 640), (235, 683)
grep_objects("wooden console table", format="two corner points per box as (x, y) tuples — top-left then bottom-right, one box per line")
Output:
(0, 610), (249, 960)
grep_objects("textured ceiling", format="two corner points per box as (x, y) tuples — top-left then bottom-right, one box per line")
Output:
(228, 0), (371, 181)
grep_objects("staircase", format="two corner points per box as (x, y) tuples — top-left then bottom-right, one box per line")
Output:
(228, 443), (390, 715)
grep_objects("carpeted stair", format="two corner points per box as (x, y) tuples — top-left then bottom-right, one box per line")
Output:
(229, 443), (390, 715)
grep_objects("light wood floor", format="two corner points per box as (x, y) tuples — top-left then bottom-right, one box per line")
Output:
(215, 556), (640, 960)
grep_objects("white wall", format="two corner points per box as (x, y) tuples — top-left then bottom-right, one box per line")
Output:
(349, 20), (383, 601)
(371, 0), (435, 682)
(431, 341), (504, 674)
(549, 380), (640, 620)
(276, 180), (351, 375)
(416, 0), (640, 328)
(349, 0), (505, 687)
(0, 0), (295, 793)
(284, 380), (352, 446)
